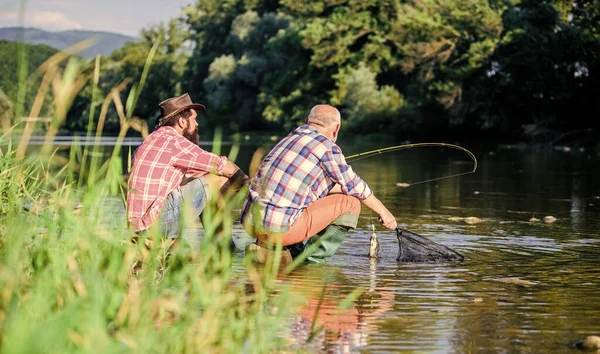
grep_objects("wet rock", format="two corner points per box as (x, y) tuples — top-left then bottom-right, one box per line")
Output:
(464, 217), (483, 224)
(447, 216), (483, 224)
(430, 308), (451, 313)
(529, 217), (540, 222)
(495, 278), (536, 287)
(544, 216), (557, 223)
(575, 335), (600, 351)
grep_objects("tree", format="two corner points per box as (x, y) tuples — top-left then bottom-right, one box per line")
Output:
(457, 0), (600, 142)
(184, 2), (318, 131)
(67, 18), (191, 132)
(0, 40), (59, 123)
(172, 0), (600, 143)
(332, 63), (406, 133)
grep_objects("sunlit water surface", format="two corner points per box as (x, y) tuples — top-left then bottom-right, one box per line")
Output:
(230, 145), (600, 353)
(96, 140), (600, 353)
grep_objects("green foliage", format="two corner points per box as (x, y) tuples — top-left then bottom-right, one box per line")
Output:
(66, 19), (190, 132)
(8, 0), (600, 143)
(181, 0), (506, 138)
(185, 4), (316, 131)
(333, 63), (405, 133)
(456, 0), (600, 141)
(179, 0), (600, 143)
(389, 0), (504, 110)
(0, 40), (59, 122)
(0, 145), (290, 352)
(0, 43), (292, 352)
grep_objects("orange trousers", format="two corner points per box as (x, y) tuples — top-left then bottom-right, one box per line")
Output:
(244, 194), (361, 246)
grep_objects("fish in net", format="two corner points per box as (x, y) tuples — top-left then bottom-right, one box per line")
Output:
(396, 227), (464, 262)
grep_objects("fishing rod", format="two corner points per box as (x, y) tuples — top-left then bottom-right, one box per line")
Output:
(346, 143), (478, 188)
(350, 143), (476, 260)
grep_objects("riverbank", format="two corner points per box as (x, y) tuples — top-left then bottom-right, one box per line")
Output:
(0, 139), (292, 352)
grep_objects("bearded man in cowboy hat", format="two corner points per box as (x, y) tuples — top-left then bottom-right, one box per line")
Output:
(127, 93), (249, 239)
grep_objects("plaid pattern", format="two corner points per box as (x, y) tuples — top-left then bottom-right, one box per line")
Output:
(241, 124), (372, 232)
(127, 126), (227, 232)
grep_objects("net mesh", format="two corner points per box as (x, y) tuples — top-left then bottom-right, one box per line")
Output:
(396, 227), (464, 262)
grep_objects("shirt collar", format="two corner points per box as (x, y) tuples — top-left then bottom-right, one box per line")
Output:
(295, 124), (319, 135)
(155, 126), (178, 135)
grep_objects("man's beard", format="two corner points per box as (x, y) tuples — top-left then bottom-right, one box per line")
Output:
(183, 125), (199, 145)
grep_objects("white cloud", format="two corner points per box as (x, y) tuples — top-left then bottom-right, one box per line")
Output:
(0, 11), (81, 31)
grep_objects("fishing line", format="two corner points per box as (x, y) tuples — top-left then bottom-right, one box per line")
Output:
(346, 143), (478, 191)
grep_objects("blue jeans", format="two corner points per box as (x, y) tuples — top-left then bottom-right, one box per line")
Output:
(159, 176), (210, 238)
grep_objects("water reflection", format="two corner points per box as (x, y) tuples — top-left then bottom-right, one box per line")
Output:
(45, 138), (600, 352)
(236, 146), (600, 353)
(281, 265), (395, 353)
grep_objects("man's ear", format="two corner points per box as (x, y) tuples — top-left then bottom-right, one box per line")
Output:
(332, 123), (340, 140)
(176, 116), (186, 129)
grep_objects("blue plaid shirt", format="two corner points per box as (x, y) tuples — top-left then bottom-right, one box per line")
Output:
(240, 125), (373, 232)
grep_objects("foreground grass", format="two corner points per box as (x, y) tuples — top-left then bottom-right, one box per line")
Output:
(0, 138), (295, 353)
(0, 39), (293, 353)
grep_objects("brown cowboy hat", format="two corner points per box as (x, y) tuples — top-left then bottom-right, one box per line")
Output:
(157, 93), (206, 126)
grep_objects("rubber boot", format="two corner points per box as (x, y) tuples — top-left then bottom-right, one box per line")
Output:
(303, 213), (359, 264)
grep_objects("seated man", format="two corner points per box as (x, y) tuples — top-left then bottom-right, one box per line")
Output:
(127, 93), (248, 240)
(241, 104), (397, 264)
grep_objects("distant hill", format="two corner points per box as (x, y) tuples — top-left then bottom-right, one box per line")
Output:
(0, 27), (136, 58)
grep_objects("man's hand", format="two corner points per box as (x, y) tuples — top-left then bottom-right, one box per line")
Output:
(378, 211), (397, 230)
(361, 194), (397, 230)
(240, 171), (251, 185)
(231, 168), (250, 186)
(222, 168), (250, 193)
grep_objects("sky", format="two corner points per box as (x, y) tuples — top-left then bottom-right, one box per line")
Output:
(0, 0), (194, 36)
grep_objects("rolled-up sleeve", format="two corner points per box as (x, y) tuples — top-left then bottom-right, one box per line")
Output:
(320, 145), (373, 200)
(172, 138), (228, 174)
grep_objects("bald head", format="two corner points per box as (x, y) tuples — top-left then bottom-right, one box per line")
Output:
(305, 105), (341, 128)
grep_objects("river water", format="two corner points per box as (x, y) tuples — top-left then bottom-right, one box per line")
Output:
(228, 143), (600, 353)
(46, 137), (600, 353)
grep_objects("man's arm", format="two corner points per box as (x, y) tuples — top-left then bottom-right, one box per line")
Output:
(187, 160), (249, 185)
(220, 160), (250, 189)
(321, 146), (397, 230)
(361, 194), (397, 230)
(220, 160), (244, 178)
(328, 183), (397, 230)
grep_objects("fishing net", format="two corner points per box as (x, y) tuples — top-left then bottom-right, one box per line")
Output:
(396, 227), (464, 262)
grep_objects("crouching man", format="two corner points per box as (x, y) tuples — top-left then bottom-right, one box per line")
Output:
(127, 93), (248, 240)
(241, 104), (397, 265)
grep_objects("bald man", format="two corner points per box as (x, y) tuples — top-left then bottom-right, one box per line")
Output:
(241, 105), (397, 264)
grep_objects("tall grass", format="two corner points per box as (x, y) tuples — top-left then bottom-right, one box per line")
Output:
(0, 39), (294, 353)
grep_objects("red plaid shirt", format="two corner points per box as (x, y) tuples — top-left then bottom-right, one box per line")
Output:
(127, 126), (227, 232)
